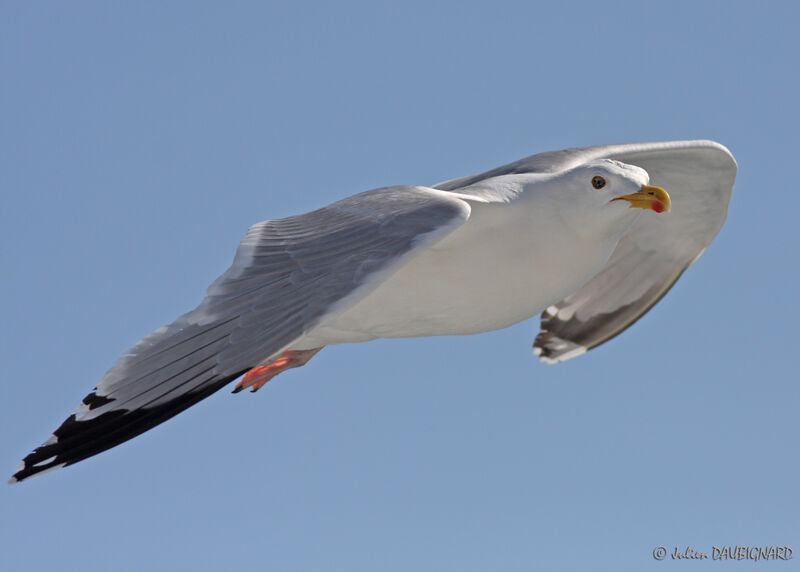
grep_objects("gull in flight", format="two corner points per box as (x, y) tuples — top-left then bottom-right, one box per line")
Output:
(10, 140), (736, 483)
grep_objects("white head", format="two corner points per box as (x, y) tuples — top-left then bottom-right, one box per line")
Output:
(530, 158), (671, 241)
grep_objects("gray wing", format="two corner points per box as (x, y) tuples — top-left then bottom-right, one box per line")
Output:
(12, 186), (470, 483)
(436, 140), (737, 363)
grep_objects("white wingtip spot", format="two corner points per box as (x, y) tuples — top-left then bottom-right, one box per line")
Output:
(553, 345), (587, 362)
(533, 338), (587, 364)
(545, 305), (559, 318)
(8, 457), (67, 484)
(22, 462), (67, 483)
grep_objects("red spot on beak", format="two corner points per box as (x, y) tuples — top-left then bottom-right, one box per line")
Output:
(652, 201), (666, 213)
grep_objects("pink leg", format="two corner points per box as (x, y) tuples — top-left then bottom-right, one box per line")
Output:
(233, 347), (323, 393)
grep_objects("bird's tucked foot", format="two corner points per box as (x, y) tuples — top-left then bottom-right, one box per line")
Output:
(233, 347), (323, 393)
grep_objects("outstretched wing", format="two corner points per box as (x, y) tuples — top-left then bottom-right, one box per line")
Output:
(12, 186), (471, 483)
(436, 140), (737, 363)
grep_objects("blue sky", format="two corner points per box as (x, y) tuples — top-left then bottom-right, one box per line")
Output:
(1, 2), (798, 570)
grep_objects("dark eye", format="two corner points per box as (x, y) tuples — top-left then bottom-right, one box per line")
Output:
(591, 175), (606, 189)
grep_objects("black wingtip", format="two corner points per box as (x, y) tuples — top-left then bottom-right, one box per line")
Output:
(9, 453), (68, 484)
(11, 369), (248, 483)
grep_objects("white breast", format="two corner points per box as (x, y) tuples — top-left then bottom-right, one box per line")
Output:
(297, 195), (627, 349)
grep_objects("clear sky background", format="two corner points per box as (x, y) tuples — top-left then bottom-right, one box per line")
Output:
(2, 2), (798, 571)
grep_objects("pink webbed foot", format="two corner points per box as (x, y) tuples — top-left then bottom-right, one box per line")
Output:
(233, 347), (323, 393)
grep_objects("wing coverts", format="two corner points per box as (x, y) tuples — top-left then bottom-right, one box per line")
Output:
(12, 186), (470, 482)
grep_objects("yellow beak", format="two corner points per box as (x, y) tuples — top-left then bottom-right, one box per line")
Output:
(610, 185), (671, 213)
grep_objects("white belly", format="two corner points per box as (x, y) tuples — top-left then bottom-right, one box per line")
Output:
(296, 199), (624, 348)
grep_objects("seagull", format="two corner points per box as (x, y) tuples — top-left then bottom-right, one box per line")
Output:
(10, 140), (736, 483)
